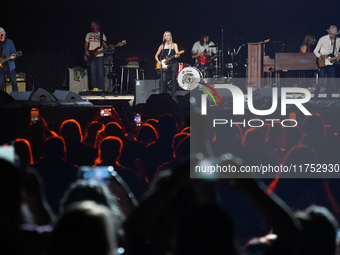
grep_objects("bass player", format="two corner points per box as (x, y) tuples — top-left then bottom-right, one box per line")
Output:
(84, 20), (109, 91)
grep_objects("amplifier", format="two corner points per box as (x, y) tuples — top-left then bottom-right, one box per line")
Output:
(5, 72), (25, 82)
(69, 68), (88, 94)
(5, 82), (26, 93)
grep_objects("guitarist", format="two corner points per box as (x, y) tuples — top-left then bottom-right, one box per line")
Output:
(313, 25), (340, 99)
(84, 21), (109, 91)
(155, 31), (180, 101)
(0, 27), (18, 92)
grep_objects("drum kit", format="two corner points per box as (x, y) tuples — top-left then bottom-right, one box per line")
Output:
(177, 44), (218, 91)
(156, 40), (246, 91)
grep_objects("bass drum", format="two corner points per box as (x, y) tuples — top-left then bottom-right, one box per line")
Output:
(177, 66), (203, 90)
(176, 63), (189, 78)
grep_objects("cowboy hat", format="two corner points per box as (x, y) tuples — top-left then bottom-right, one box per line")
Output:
(326, 25), (340, 35)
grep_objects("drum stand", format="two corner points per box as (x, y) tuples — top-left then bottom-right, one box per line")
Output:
(104, 50), (119, 93)
(213, 45), (222, 77)
(227, 50), (234, 80)
(208, 19), (226, 77)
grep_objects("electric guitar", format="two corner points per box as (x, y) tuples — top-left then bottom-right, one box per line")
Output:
(316, 54), (340, 68)
(0, 51), (22, 68)
(84, 40), (126, 65)
(156, 50), (184, 69)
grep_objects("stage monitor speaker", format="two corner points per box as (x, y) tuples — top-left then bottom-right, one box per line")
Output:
(253, 88), (281, 100)
(0, 90), (15, 104)
(135, 79), (160, 104)
(53, 90), (84, 102)
(146, 93), (179, 114)
(205, 84), (233, 106)
(10, 91), (33, 101)
(30, 88), (57, 102)
(178, 92), (190, 109)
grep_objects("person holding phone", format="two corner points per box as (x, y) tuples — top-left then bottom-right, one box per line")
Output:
(0, 27), (18, 93)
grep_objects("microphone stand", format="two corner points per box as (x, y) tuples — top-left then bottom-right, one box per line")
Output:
(211, 20), (226, 77)
(159, 42), (165, 94)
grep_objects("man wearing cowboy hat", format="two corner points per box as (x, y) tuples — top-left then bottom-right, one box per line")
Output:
(313, 25), (340, 99)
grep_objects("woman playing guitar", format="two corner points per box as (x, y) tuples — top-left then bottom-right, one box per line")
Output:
(155, 31), (180, 101)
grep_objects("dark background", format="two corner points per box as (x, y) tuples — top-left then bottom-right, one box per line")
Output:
(3, 0), (340, 92)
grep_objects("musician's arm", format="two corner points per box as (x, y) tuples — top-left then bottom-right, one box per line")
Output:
(103, 41), (109, 49)
(313, 39), (324, 58)
(191, 42), (199, 58)
(102, 33), (109, 49)
(84, 41), (90, 56)
(155, 45), (162, 64)
(192, 52), (203, 59)
(336, 39), (340, 59)
(299, 45), (307, 53)
(174, 43), (180, 58)
(9, 40), (16, 60)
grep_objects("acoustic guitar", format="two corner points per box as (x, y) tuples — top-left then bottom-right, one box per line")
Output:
(84, 40), (126, 65)
(0, 51), (22, 68)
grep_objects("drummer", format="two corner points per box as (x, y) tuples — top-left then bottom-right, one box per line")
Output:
(191, 34), (217, 65)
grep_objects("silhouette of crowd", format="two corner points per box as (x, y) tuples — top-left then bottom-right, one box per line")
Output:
(0, 101), (340, 255)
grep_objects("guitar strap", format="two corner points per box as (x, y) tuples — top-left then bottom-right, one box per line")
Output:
(160, 43), (173, 60)
(333, 37), (339, 65)
(2, 39), (6, 59)
(100, 32), (103, 48)
(168, 43), (173, 56)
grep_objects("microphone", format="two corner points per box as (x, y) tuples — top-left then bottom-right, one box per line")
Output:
(163, 39), (166, 45)
(1, 34), (3, 39)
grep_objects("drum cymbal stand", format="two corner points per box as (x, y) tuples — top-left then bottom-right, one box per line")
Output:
(226, 48), (234, 80)
(105, 49), (119, 93)
(213, 44), (222, 77)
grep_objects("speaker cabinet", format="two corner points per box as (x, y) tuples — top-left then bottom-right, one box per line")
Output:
(135, 79), (160, 104)
(53, 90), (83, 102)
(69, 68), (88, 94)
(5, 82), (26, 93)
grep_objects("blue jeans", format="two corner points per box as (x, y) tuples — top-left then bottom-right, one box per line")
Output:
(0, 67), (18, 92)
(314, 65), (336, 99)
(89, 57), (104, 90)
